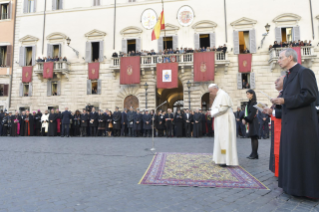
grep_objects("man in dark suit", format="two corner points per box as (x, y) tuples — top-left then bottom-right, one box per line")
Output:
(234, 107), (242, 137)
(0, 110), (3, 136)
(142, 109), (152, 137)
(272, 48), (319, 198)
(89, 107), (98, 136)
(112, 107), (122, 136)
(183, 109), (192, 137)
(121, 108), (128, 136)
(127, 107), (135, 137)
(61, 107), (72, 137)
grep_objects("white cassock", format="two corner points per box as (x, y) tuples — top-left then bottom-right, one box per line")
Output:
(211, 89), (239, 166)
(41, 113), (49, 133)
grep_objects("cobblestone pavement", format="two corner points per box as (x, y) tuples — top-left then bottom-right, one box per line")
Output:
(0, 137), (318, 212)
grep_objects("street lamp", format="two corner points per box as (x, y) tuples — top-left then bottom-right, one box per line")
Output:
(259, 23), (271, 49)
(144, 82), (149, 109)
(265, 23), (271, 34)
(66, 37), (79, 58)
(187, 80), (191, 109)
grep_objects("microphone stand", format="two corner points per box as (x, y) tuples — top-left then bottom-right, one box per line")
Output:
(149, 101), (167, 153)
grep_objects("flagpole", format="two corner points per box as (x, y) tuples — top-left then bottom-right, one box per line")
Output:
(162, 0), (167, 50)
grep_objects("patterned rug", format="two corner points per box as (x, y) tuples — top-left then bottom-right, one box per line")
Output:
(139, 152), (268, 189)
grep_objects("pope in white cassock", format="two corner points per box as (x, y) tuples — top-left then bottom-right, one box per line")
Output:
(209, 84), (239, 166)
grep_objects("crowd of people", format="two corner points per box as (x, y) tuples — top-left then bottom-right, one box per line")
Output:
(0, 106), (214, 138)
(36, 56), (68, 63)
(112, 45), (227, 58)
(269, 40), (312, 50)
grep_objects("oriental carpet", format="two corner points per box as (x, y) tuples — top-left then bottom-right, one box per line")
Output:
(139, 152), (268, 190)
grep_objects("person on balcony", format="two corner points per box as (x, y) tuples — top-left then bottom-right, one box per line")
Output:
(292, 41), (299, 47)
(201, 47), (206, 52)
(269, 45), (273, 51)
(243, 48), (250, 54)
(175, 48), (180, 54)
(112, 52), (118, 58)
(63, 57), (67, 62)
(273, 41), (279, 49)
(206, 47), (210, 52)
(307, 40), (312, 46)
(36, 57), (43, 63)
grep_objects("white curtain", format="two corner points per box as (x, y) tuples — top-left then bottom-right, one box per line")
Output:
(244, 32), (250, 51)
(26, 48), (32, 66)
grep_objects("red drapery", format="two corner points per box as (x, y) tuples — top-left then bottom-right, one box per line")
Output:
(43, 62), (54, 79)
(88, 62), (100, 80)
(22, 66), (33, 82)
(292, 47), (302, 65)
(194, 52), (215, 82)
(271, 115), (282, 177)
(120, 57), (141, 85)
(57, 119), (61, 133)
(238, 54), (252, 73)
(156, 63), (178, 89)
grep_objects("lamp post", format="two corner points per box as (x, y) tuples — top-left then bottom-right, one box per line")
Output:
(144, 82), (148, 109)
(260, 23), (271, 49)
(66, 37), (79, 58)
(187, 81), (191, 109)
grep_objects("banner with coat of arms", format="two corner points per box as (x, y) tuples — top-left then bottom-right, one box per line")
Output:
(88, 62), (100, 80)
(238, 54), (252, 73)
(43, 62), (54, 79)
(157, 63), (178, 89)
(22, 66), (33, 83)
(120, 56), (141, 85)
(194, 52), (215, 82)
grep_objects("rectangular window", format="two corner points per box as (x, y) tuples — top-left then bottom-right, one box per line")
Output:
(163, 37), (173, 50)
(281, 28), (293, 42)
(91, 42), (100, 62)
(238, 31), (249, 53)
(241, 73), (251, 89)
(93, 0), (100, 6)
(25, 47), (33, 66)
(53, 44), (60, 59)
(56, 0), (62, 10)
(23, 83), (29, 97)
(128, 0), (136, 2)
(127, 39), (136, 53)
(200, 34), (210, 49)
(91, 80), (97, 95)
(0, 3), (9, 20)
(0, 46), (7, 67)
(52, 81), (58, 96)
(28, 0), (35, 13)
(0, 84), (9, 97)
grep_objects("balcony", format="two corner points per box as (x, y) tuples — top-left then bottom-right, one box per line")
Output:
(34, 62), (70, 80)
(110, 51), (230, 73)
(268, 46), (317, 70)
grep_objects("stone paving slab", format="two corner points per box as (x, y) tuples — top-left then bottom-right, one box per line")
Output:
(0, 137), (318, 212)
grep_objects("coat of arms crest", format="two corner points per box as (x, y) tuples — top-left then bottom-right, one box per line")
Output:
(25, 72), (29, 78)
(92, 68), (95, 75)
(243, 60), (247, 67)
(46, 68), (50, 74)
(200, 62), (207, 72)
(127, 66), (133, 75)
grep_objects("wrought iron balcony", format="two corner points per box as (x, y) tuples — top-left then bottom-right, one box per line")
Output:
(34, 62), (70, 80)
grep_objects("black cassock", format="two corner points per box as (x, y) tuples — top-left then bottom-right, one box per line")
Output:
(174, 113), (183, 137)
(19, 115), (25, 136)
(11, 115), (20, 136)
(34, 112), (42, 135)
(155, 114), (165, 137)
(113, 111), (122, 130)
(48, 113), (57, 136)
(193, 113), (201, 138)
(279, 64), (319, 198)
(24, 114), (34, 136)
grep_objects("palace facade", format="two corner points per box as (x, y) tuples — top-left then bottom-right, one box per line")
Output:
(5, 0), (319, 112)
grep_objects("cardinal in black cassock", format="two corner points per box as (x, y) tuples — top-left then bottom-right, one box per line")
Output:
(19, 111), (26, 136)
(48, 109), (57, 136)
(174, 109), (183, 137)
(273, 53), (319, 198)
(24, 111), (34, 136)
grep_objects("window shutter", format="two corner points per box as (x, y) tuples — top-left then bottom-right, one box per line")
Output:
(122, 39), (127, 54)
(97, 79), (101, 94)
(173, 36), (178, 50)
(93, 0), (96, 6)
(275, 27), (282, 43)
(47, 44), (53, 58)
(19, 46), (25, 67)
(47, 80), (52, 96)
(99, 40), (104, 62)
(249, 29), (257, 54)
(7, 1), (11, 19)
(24, 0), (28, 13)
(233, 31), (239, 55)
(85, 42), (92, 63)
(52, 0), (56, 10)
(58, 44), (62, 58)
(32, 46), (36, 66)
(97, 0), (100, 5)
(3, 84), (9, 96)
(6, 45), (12, 67)
(250, 72), (256, 89)
(59, 0), (63, 9)
(237, 73), (243, 90)
(19, 83), (23, 97)
(194, 33), (199, 49)
(158, 37), (163, 52)
(28, 83), (32, 97)
(57, 81), (61, 96)
(87, 80), (92, 95)
(210, 32), (216, 48)
(136, 38), (141, 52)
(293, 26), (300, 42)
(34, 0), (37, 12)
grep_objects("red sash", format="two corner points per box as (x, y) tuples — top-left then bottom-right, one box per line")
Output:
(271, 115), (282, 177)
(25, 120), (30, 136)
(57, 119), (61, 133)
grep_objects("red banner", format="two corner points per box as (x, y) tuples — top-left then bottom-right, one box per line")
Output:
(43, 62), (54, 79)
(88, 62), (100, 80)
(194, 52), (215, 82)
(157, 63), (178, 89)
(120, 57), (140, 85)
(292, 47), (302, 65)
(238, 54), (252, 73)
(22, 66), (33, 83)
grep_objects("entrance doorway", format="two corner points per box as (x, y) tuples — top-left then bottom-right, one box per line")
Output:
(200, 34), (210, 48)
(127, 39), (136, 53)
(163, 37), (173, 50)
(124, 95), (139, 110)
(156, 79), (183, 111)
(19, 107), (30, 113)
(201, 93), (214, 111)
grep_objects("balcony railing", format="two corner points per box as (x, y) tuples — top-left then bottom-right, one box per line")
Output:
(269, 46), (315, 62)
(110, 51), (228, 68)
(34, 62), (69, 72)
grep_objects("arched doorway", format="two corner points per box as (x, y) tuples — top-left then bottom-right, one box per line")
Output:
(156, 79), (183, 111)
(124, 95), (139, 110)
(201, 93), (214, 111)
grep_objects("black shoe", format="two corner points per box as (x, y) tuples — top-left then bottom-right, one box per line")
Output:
(218, 164), (227, 167)
(248, 155), (259, 159)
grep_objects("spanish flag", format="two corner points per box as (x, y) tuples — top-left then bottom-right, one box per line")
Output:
(151, 10), (165, 41)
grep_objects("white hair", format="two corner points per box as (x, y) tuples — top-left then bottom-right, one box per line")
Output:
(208, 84), (219, 89)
